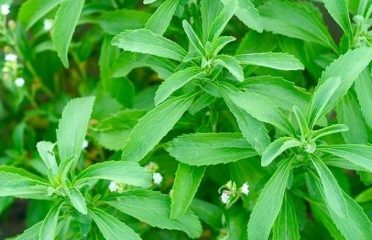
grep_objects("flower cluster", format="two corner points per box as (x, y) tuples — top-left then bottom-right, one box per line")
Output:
(218, 180), (249, 208)
(145, 161), (163, 186)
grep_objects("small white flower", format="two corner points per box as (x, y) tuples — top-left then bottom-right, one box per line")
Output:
(0, 4), (10, 16)
(43, 18), (53, 31)
(108, 181), (118, 192)
(152, 172), (163, 185)
(241, 182), (249, 195)
(15, 77), (25, 87)
(82, 139), (89, 149)
(220, 191), (231, 204)
(5, 53), (17, 62)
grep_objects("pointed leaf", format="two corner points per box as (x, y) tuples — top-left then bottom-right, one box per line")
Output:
(170, 164), (206, 219)
(354, 68), (372, 128)
(121, 95), (194, 162)
(36, 141), (58, 175)
(321, 0), (352, 36)
(247, 159), (293, 240)
(68, 188), (87, 215)
(261, 137), (301, 167)
(90, 208), (141, 240)
(272, 195), (300, 240)
(112, 29), (187, 61)
(75, 161), (152, 187)
(312, 124), (349, 140)
(166, 133), (257, 166)
(52, 0), (85, 67)
(182, 20), (205, 57)
(39, 203), (62, 240)
(215, 55), (244, 82)
(236, 53), (304, 70)
(145, 0), (180, 35)
(155, 67), (204, 105)
(208, 0), (238, 41)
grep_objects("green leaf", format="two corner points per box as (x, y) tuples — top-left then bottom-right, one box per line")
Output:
(235, 53), (304, 70)
(98, 9), (150, 35)
(145, 0), (180, 35)
(0, 166), (50, 199)
(293, 106), (309, 137)
(57, 96), (95, 162)
(182, 20), (205, 57)
(272, 194), (300, 240)
(211, 36), (236, 56)
(307, 77), (341, 128)
(311, 124), (349, 140)
(170, 164), (206, 219)
(155, 67), (204, 105)
(247, 159), (293, 240)
(18, 0), (62, 30)
(221, 0), (263, 32)
(219, 83), (270, 154)
(355, 188), (372, 203)
(208, 0), (238, 41)
(112, 29), (187, 61)
(106, 189), (202, 238)
(52, 0), (85, 67)
(336, 92), (369, 144)
(311, 157), (347, 219)
(190, 199), (223, 230)
(75, 161), (152, 187)
(318, 145), (372, 172)
(201, 0), (222, 42)
(258, 0), (336, 50)
(215, 55), (244, 82)
(39, 203), (62, 240)
(354, 68), (372, 128)
(144, 0), (157, 4)
(321, 0), (352, 37)
(89, 208), (141, 240)
(14, 221), (42, 240)
(318, 47), (372, 116)
(166, 133), (257, 166)
(121, 94), (194, 162)
(68, 188), (87, 215)
(261, 137), (302, 167)
(36, 141), (58, 176)
(229, 91), (294, 135)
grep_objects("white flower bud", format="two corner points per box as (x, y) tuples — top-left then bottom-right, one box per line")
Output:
(43, 18), (53, 31)
(82, 139), (89, 149)
(220, 191), (230, 204)
(241, 182), (249, 195)
(152, 172), (163, 185)
(0, 4), (10, 16)
(108, 181), (118, 192)
(15, 77), (25, 87)
(5, 53), (17, 62)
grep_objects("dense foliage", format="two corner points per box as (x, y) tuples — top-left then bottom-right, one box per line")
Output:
(0, 0), (372, 239)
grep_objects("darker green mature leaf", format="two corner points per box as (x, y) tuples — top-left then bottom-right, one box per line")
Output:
(112, 29), (187, 61)
(318, 47), (372, 116)
(355, 68), (372, 128)
(57, 96), (95, 162)
(98, 10), (150, 35)
(155, 67), (204, 105)
(215, 55), (244, 82)
(18, 0), (62, 30)
(222, 0), (263, 33)
(318, 145), (372, 172)
(247, 159), (293, 240)
(68, 188), (87, 215)
(229, 91), (294, 135)
(236, 53), (304, 70)
(272, 195), (300, 240)
(106, 189), (202, 238)
(75, 161), (152, 187)
(321, 0), (352, 37)
(261, 137), (301, 167)
(311, 157), (347, 219)
(307, 77), (341, 128)
(39, 203), (62, 240)
(145, 0), (180, 35)
(259, 0), (336, 50)
(89, 208), (141, 240)
(166, 133), (257, 166)
(121, 95), (194, 162)
(337, 92), (369, 144)
(52, 0), (85, 67)
(240, 76), (310, 111)
(190, 199), (223, 230)
(170, 164), (206, 219)
(219, 83), (270, 154)
(182, 20), (205, 57)
(0, 166), (50, 199)
(208, 0), (238, 41)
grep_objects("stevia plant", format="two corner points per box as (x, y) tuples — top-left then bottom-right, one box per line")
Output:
(0, 0), (372, 239)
